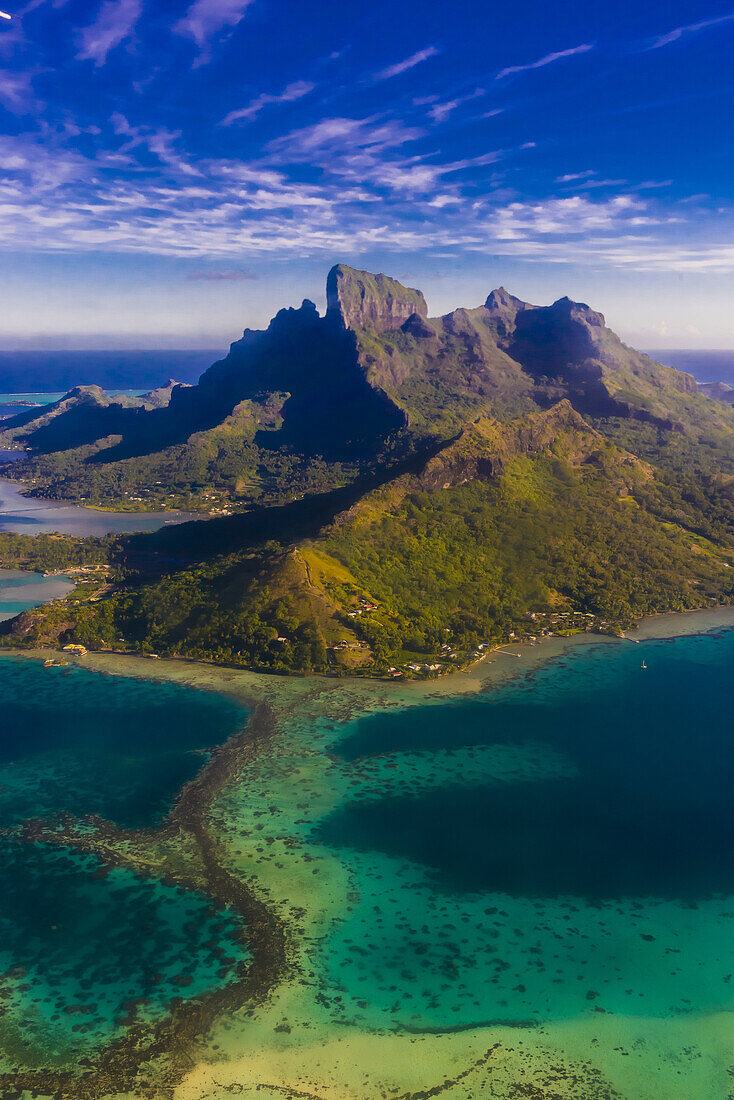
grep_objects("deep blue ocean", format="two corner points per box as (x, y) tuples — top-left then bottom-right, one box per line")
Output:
(327, 629), (734, 901)
(0, 349), (222, 395)
(645, 349), (734, 384)
(0, 655), (246, 829)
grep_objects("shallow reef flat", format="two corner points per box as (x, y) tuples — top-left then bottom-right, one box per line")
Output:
(4, 605), (734, 1099)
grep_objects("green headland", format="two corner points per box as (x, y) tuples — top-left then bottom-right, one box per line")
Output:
(1, 265), (733, 678)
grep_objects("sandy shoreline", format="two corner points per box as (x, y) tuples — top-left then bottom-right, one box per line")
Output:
(2, 602), (734, 1098)
(4, 602), (734, 715)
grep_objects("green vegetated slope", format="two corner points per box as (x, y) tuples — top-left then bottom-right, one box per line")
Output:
(4, 264), (734, 676)
(319, 406), (734, 665)
(9, 403), (734, 676)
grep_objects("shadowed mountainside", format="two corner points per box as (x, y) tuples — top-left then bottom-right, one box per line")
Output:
(3, 264), (729, 511)
(3, 265), (734, 675)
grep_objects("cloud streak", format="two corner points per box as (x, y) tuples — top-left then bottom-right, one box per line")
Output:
(373, 46), (439, 81)
(645, 11), (734, 50)
(267, 115), (423, 161)
(174, 0), (254, 52)
(186, 268), (257, 280)
(0, 67), (37, 113)
(496, 42), (593, 81)
(428, 88), (484, 123)
(0, 130), (731, 276)
(77, 0), (143, 66)
(220, 80), (314, 126)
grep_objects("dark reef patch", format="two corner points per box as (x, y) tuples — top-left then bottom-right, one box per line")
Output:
(0, 660), (289, 1099)
(0, 656), (246, 829)
(321, 631), (734, 901)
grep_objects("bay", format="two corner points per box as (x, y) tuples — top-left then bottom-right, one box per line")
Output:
(313, 628), (734, 1030)
(0, 477), (198, 535)
(0, 654), (246, 829)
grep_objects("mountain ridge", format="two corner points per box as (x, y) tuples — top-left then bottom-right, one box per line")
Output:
(2, 264), (734, 676)
(0, 264), (718, 509)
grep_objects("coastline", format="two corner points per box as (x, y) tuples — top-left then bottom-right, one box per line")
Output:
(7, 601), (734, 711)
(0, 475), (198, 534)
(1, 603), (734, 1097)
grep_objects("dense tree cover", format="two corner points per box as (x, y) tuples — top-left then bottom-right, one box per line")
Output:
(8, 438), (732, 677)
(4, 546), (330, 673)
(0, 531), (116, 570)
(2, 433), (365, 512)
(596, 418), (734, 542)
(323, 452), (734, 664)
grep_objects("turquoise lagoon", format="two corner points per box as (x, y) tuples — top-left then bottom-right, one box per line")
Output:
(0, 656), (246, 829)
(0, 568), (74, 623)
(0, 656), (249, 1070)
(2, 620), (734, 1088)
(0, 843), (248, 1069)
(308, 628), (734, 1036)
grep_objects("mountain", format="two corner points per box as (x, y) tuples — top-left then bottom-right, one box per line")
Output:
(3, 265), (734, 675)
(2, 266), (730, 498)
(4, 265), (731, 514)
(0, 380), (185, 452)
(699, 381), (734, 406)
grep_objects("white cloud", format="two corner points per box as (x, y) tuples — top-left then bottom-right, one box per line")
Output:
(426, 194), (461, 208)
(0, 68), (37, 113)
(646, 12), (734, 51)
(373, 46), (439, 82)
(428, 88), (484, 123)
(174, 0), (254, 54)
(556, 170), (595, 183)
(488, 194), (644, 240)
(77, 0), (143, 66)
(267, 115), (422, 160)
(220, 80), (314, 126)
(496, 43), (593, 81)
(0, 119), (732, 277)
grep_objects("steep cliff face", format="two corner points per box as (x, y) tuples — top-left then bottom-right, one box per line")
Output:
(326, 264), (428, 333)
(1, 263), (731, 511)
(179, 296), (407, 458)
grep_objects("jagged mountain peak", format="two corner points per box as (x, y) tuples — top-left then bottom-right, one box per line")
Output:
(547, 295), (606, 328)
(484, 286), (535, 340)
(326, 263), (428, 333)
(485, 286), (528, 310)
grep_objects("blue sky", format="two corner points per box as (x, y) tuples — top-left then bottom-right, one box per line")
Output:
(1, 0), (734, 348)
